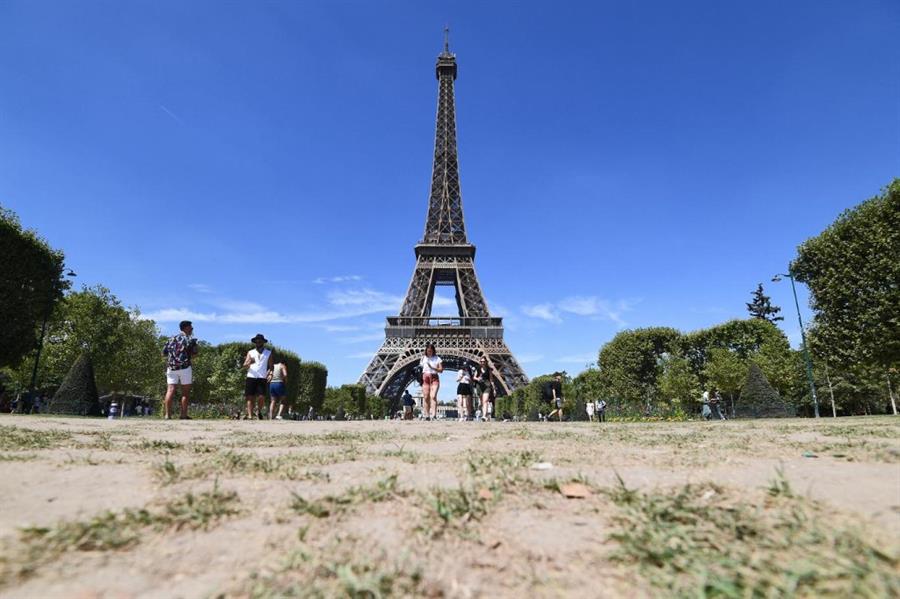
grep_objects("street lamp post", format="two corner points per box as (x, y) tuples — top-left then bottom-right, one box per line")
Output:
(772, 272), (820, 418)
(28, 270), (76, 406)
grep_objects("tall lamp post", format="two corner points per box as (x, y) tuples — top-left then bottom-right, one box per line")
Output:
(772, 272), (820, 418)
(28, 270), (76, 403)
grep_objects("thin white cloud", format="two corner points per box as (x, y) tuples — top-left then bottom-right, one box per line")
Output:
(188, 283), (213, 294)
(522, 303), (562, 323)
(338, 332), (385, 344)
(432, 295), (455, 308)
(521, 296), (636, 327)
(159, 104), (183, 124)
(347, 351), (377, 359)
(515, 353), (544, 364)
(143, 288), (403, 325)
(320, 324), (360, 333)
(555, 353), (597, 365)
(314, 275), (363, 284)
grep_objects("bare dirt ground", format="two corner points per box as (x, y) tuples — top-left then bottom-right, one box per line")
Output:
(0, 415), (898, 598)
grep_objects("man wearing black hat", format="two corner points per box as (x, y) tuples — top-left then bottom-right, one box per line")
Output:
(162, 320), (199, 420)
(242, 334), (273, 420)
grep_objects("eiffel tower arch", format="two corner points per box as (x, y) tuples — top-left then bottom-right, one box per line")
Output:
(359, 34), (529, 405)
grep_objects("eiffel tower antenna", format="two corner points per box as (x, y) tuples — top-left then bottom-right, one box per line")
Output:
(358, 39), (529, 407)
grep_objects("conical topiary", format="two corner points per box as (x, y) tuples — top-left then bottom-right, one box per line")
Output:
(48, 351), (101, 416)
(735, 362), (794, 418)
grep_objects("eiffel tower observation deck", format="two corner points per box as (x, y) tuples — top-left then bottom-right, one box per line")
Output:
(358, 32), (529, 403)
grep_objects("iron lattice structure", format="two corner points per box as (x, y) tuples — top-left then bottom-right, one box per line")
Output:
(359, 38), (529, 406)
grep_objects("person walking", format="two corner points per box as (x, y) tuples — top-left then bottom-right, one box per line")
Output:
(162, 320), (199, 420)
(269, 358), (288, 420)
(596, 399), (607, 423)
(420, 344), (443, 420)
(710, 388), (727, 420)
(473, 357), (496, 422)
(456, 365), (473, 421)
(402, 389), (415, 420)
(585, 397), (595, 422)
(701, 390), (713, 420)
(546, 373), (564, 422)
(243, 334), (273, 420)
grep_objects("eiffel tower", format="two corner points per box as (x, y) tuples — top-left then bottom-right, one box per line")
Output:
(358, 33), (529, 404)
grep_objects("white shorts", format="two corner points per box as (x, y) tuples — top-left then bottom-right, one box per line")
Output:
(166, 366), (192, 386)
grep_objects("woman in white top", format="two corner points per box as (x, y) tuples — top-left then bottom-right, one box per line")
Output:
(420, 343), (443, 421)
(456, 365), (473, 421)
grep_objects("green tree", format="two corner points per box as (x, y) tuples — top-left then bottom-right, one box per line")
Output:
(597, 327), (681, 415)
(792, 179), (900, 374)
(0, 206), (70, 368)
(322, 386), (349, 418)
(658, 355), (699, 416)
(29, 286), (162, 397)
(746, 283), (783, 323)
(702, 348), (748, 418)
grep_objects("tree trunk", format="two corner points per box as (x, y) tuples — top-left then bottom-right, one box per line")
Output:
(824, 363), (837, 418)
(729, 392), (735, 419)
(887, 372), (898, 416)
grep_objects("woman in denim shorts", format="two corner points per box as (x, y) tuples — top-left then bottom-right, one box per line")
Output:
(269, 359), (288, 420)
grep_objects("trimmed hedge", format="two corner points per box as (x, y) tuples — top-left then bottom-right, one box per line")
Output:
(296, 361), (327, 413)
(736, 362), (794, 418)
(48, 351), (100, 416)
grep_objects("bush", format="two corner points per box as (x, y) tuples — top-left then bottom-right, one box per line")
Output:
(297, 361), (327, 413)
(736, 362), (794, 418)
(47, 351), (100, 416)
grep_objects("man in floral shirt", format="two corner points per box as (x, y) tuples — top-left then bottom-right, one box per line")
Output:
(162, 320), (199, 420)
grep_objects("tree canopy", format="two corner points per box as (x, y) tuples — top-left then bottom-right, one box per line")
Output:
(0, 206), (69, 368)
(792, 179), (900, 371)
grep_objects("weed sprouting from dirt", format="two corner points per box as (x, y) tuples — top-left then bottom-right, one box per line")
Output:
(418, 450), (542, 539)
(1, 485), (240, 586)
(379, 443), (421, 463)
(605, 478), (899, 597)
(243, 538), (425, 598)
(154, 449), (350, 483)
(0, 453), (37, 462)
(290, 474), (405, 519)
(0, 426), (73, 451)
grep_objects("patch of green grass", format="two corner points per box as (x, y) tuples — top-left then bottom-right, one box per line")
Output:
(225, 429), (393, 449)
(155, 449), (351, 484)
(422, 485), (489, 538)
(132, 439), (185, 451)
(0, 426), (72, 451)
(2, 486), (240, 585)
(418, 450), (543, 539)
(290, 474), (405, 519)
(605, 476), (899, 598)
(818, 423), (900, 439)
(790, 437), (900, 463)
(378, 444), (421, 464)
(0, 453), (37, 462)
(243, 539), (424, 598)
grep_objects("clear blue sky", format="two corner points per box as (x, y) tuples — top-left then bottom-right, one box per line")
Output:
(2, 1), (898, 396)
